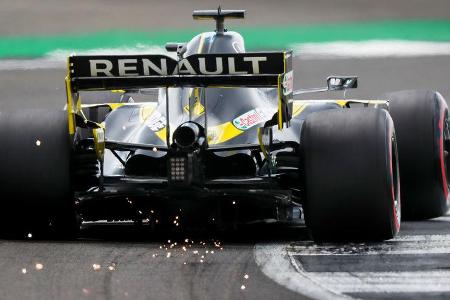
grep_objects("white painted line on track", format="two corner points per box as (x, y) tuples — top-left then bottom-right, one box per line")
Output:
(294, 271), (450, 294)
(2, 40), (450, 71)
(254, 244), (352, 300)
(292, 40), (450, 60)
(289, 235), (450, 256)
(0, 58), (64, 71)
(255, 213), (450, 299)
(0, 46), (168, 71)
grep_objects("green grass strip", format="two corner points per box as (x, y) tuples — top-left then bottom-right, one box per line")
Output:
(0, 19), (449, 58)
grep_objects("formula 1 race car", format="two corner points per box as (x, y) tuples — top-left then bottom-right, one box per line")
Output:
(1, 9), (448, 241)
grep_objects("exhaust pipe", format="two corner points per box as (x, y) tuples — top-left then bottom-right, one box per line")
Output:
(172, 122), (205, 150)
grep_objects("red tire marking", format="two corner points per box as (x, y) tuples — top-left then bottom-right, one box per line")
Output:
(389, 126), (400, 233)
(438, 107), (448, 199)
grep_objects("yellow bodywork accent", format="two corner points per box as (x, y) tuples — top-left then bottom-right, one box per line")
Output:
(184, 99), (205, 116)
(183, 35), (208, 118)
(108, 103), (126, 111)
(65, 76), (76, 135)
(139, 104), (157, 123)
(335, 100), (348, 107)
(65, 57), (76, 135)
(257, 127), (268, 160)
(276, 52), (288, 130)
(208, 122), (243, 145)
(92, 127), (105, 160)
(184, 88), (205, 116)
(292, 101), (308, 117)
(277, 74), (283, 129)
(155, 127), (167, 142)
(76, 94), (82, 113)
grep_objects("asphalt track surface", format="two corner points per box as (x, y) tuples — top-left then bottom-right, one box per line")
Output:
(1, 0), (450, 299)
(1, 0), (450, 35)
(1, 56), (450, 300)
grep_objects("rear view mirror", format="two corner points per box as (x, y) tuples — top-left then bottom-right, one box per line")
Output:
(327, 76), (358, 91)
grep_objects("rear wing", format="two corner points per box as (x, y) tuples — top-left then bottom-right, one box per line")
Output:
(65, 51), (293, 134)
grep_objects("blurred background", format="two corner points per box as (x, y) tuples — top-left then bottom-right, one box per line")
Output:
(0, 0), (449, 108)
(0, 3), (449, 299)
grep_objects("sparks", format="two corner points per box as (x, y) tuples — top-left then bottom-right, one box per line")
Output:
(35, 140), (41, 146)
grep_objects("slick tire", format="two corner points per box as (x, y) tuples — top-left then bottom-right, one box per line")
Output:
(388, 90), (449, 220)
(0, 109), (79, 238)
(301, 108), (401, 242)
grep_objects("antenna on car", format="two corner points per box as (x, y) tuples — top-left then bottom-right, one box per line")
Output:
(193, 7), (245, 34)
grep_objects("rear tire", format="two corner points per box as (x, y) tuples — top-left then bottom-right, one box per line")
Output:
(301, 108), (400, 242)
(388, 90), (449, 219)
(0, 109), (79, 238)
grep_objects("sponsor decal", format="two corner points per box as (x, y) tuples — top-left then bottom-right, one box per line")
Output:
(88, 56), (268, 76)
(70, 52), (287, 78)
(329, 77), (342, 86)
(232, 108), (267, 130)
(282, 70), (293, 96)
(145, 111), (166, 131)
